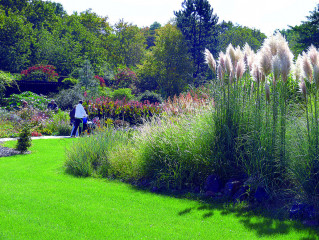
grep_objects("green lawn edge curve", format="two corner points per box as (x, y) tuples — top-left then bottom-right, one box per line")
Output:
(0, 138), (318, 240)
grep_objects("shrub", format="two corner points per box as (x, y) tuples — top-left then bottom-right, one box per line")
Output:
(16, 124), (32, 153)
(53, 85), (84, 110)
(113, 67), (138, 93)
(138, 90), (163, 104)
(21, 64), (58, 82)
(94, 75), (106, 87)
(61, 77), (78, 89)
(84, 97), (162, 125)
(46, 110), (71, 136)
(3, 91), (50, 111)
(111, 88), (134, 101)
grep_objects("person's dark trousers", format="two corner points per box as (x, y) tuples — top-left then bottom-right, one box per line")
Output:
(71, 118), (83, 136)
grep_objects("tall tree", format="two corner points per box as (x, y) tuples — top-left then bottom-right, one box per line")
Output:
(174, 0), (218, 78)
(0, 9), (34, 72)
(150, 24), (193, 97)
(290, 4), (319, 52)
(107, 20), (146, 67)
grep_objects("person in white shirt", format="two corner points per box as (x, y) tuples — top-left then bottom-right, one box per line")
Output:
(71, 100), (88, 137)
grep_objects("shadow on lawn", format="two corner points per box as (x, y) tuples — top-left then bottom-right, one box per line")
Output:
(131, 185), (319, 240)
(176, 200), (319, 240)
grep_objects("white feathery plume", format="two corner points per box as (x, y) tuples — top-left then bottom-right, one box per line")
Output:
(204, 49), (216, 73)
(225, 54), (233, 75)
(251, 63), (261, 84)
(258, 46), (272, 77)
(294, 54), (303, 82)
(307, 44), (319, 67)
(302, 51), (313, 82)
(313, 63), (319, 88)
(299, 80), (307, 98)
(236, 58), (246, 80)
(226, 44), (236, 67)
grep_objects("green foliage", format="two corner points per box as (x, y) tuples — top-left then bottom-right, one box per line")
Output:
(289, 4), (319, 53)
(108, 20), (146, 67)
(65, 129), (129, 177)
(217, 21), (267, 53)
(111, 88), (134, 101)
(138, 90), (163, 104)
(3, 91), (50, 110)
(45, 110), (71, 136)
(0, 9), (33, 72)
(144, 24), (193, 97)
(113, 67), (138, 92)
(174, 0), (219, 76)
(61, 77), (78, 89)
(53, 85), (84, 110)
(15, 123), (32, 153)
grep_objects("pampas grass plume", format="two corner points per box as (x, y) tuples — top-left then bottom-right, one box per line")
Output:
(259, 47), (272, 76)
(205, 49), (216, 73)
(303, 52), (313, 82)
(307, 44), (319, 67)
(265, 83), (270, 102)
(299, 80), (307, 98)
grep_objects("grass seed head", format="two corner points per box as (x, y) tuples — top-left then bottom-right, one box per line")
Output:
(205, 49), (216, 73)
(307, 44), (319, 67)
(259, 47), (272, 76)
(302, 52), (313, 82)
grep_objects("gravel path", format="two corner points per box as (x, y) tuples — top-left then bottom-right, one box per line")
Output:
(0, 136), (70, 158)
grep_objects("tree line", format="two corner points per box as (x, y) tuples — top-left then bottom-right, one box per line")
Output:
(0, 0), (318, 97)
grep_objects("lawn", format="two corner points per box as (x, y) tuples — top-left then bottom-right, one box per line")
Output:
(0, 138), (318, 240)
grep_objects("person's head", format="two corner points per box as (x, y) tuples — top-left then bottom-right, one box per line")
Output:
(79, 100), (83, 104)
(51, 100), (55, 104)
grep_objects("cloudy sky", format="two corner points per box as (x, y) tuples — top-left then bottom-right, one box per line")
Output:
(51, 0), (317, 36)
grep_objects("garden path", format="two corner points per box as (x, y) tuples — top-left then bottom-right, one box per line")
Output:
(0, 136), (71, 142)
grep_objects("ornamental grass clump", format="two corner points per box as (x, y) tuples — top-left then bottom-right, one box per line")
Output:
(65, 128), (131, 177)
(290, 45), (319, 202)
(205, 33), (296, 195)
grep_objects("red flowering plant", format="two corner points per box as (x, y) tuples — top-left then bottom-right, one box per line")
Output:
(83, 96), (162, 125)
(113, 67), (138, 93)
(31, 131), (42, 137)
(21, 64), (58, 82)
(94, 75), (106, 87)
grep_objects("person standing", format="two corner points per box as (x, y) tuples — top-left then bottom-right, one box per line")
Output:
(71, 100), (88, 137)
(47, 100), (58, 111)
(69, 105), (78, 137)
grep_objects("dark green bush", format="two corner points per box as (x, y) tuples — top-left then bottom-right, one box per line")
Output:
(61, 77), (78, 89)
(16, 124), (32, 153)
(53, 85), (84, 110)
(111, 88), (134, 101)
(138, 90), (163, 104)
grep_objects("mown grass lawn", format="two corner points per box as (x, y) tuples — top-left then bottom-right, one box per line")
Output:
(0, 138), (318, 240)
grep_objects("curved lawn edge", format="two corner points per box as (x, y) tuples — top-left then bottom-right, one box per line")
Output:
(0, 138), (318, 240)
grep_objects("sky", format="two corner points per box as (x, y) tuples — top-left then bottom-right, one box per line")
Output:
(50, 0), (318, 36)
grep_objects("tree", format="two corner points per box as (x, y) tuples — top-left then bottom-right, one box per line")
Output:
(174, 0), (218, 77)
(107, 20), (146, 68)
(151, 24), (193, 97)
(217, 21), (266, 53)
(0, 9), (34, 72)
(142, 21), (161, 49)
(290, 4), (319, 53)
